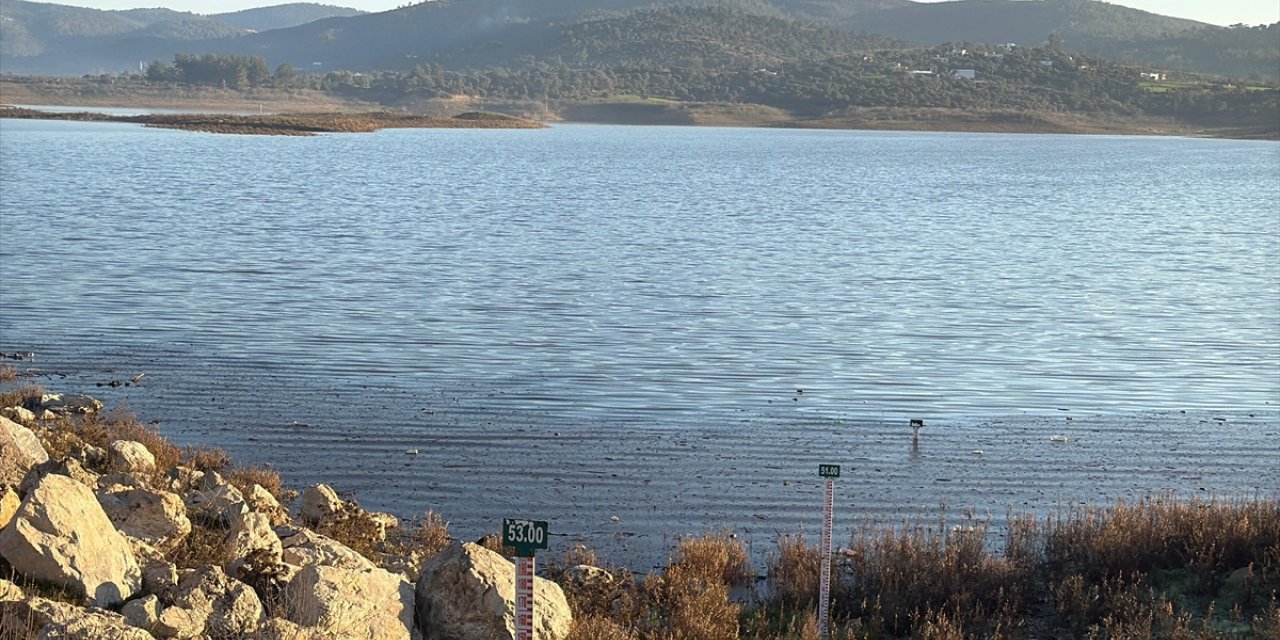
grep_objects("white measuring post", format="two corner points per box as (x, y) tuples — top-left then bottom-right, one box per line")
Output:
(818, 464), (840, 639)
(503, 518), (548, 640)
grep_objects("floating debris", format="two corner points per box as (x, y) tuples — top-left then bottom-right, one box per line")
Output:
(971, 450), (985, 457)
(1050, 435), (1070, 444)
(405, 449), (420, 456)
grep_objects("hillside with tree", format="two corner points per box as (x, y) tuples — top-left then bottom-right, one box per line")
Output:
(213, 3), (365, 32)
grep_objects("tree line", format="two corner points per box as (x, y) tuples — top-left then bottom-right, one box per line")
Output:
(140, 46), (1277, 121)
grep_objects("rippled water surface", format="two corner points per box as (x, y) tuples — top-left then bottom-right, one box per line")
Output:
(2, 119), (1277, 566)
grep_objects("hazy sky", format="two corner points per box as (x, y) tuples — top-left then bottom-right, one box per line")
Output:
(50, 0), (1280, 27)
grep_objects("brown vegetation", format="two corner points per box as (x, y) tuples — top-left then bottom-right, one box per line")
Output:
(0, 107), (545, 136)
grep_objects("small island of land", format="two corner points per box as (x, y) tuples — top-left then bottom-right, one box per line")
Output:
(0, 106), (545, 136)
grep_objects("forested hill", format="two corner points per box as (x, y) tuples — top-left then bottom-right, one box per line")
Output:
(213, 3), (366, 32)
(0, 0), (1276, 80)
(847, 0), (1207, 48)
(429, 6), (905, 71)
(0, 1), (362, 74)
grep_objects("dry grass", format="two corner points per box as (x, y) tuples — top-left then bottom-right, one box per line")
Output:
(167, 520), (232, 570)
(410, 510), (452, 560)
(0, 365), (17, 383)
(314, 510), (386, 563)
(668, 529), (753, 589)
(181, 445), (232, 473)
(568, 616), (640, 640)
(767, 532), (822, 609)
(225, 465), (284, 501)
(837, 512), (1029, 635)
(0, 383), (44, 412)
(28, 406), (180, 483)
(103, 409), (182, 479)
(1042, 494), (1280, 582)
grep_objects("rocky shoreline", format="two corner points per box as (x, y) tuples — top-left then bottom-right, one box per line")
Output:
(1, 388), (575, 639)
(0, 107), (545, 136)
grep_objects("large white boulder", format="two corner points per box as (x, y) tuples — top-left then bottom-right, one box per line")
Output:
(153, 566), (264, 639)
(0, 473), (141, 607)
(20, 458), (100, 496)
(0, 405), (37, 425)
(1, 415), (49, 486)
(0, 485), (19, 530)
(415, 542), (572, 640)
(185, 474), (248, 526)
(245, 484), (290, 526)
(0, 578), (23, 601)
(97, 485), (192, 551)
(283, 564), (415, 640)
(1, 596), (152, 640)
(109, 440), (157, 474)
(299, 484), (344, 525)
(225, 510), (283, 577)
(39, 392), (104, 415)
(278, 527), (377, 572)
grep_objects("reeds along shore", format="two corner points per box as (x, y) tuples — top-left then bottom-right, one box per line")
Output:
(1, 375), (1278, 640)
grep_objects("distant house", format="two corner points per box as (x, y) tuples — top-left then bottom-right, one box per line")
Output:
(984, 52), (1006, 60)
(910, 70), (935, 76)
(1140, 71), (1166, 81)
(1038, 60), (1055, 67)
(952, 69), (976, 80)
(999, 43), (1017, 51)
(949, 48), (968, 56)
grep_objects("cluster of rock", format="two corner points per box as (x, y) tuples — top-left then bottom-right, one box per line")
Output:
(1, 393), (578, 639)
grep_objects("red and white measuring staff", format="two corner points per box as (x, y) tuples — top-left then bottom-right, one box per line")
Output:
(515, 555), (535, 640)
(818, 464), (840, 639)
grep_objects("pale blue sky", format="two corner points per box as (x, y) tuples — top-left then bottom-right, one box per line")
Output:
(51, 0), (1280, 27)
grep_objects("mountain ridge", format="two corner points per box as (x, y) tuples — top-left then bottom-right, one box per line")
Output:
(0, 0), (1274, 80)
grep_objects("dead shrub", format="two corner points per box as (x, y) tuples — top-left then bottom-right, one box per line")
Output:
(645, 565), (740, 640)
(566, 615), (638, 640)
(0, 365), (17, 383)
(168, 521), (232, 570)
(628, 531), (750, 640)
(0, 383), (42, 409)
(913, 608), (966, 640)
(475, 532), (516, 557)
(182, 445), (231, 473)
(837, 512), (1028, 635)
(28, 406), (179, 482)
(104, 409), (181, 478)
(315, 510), (385, 563)
(225, 465), (284, 500)
(740, 607), (821, 640)
(1044, 494), (1280, 583)
(410, 510), (452, 560)
(767, 531), (821, 608)
(668, 529), (753, 589)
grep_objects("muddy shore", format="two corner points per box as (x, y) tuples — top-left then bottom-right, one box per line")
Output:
(4, 78), (1275, 139)
(0, 107), (544, 135)
(6, 355), (1276, 571)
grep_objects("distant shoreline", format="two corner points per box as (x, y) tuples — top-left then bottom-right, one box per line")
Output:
(0, 106), (544, 135)
(4, 79), (1276, 140)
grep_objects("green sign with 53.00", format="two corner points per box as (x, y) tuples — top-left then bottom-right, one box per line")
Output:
(503, 519), (549, 557)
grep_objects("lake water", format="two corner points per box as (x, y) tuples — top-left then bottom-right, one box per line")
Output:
(1, 119), (1277, 568)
